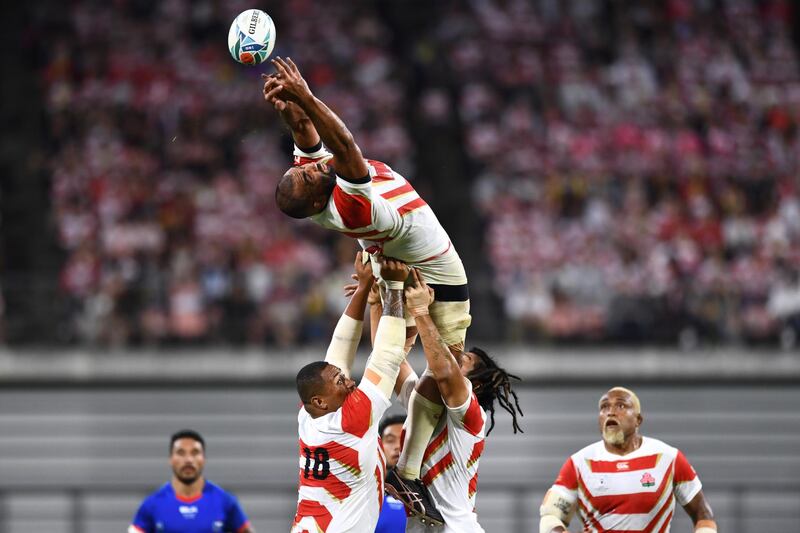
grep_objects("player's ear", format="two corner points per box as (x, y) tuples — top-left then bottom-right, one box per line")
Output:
(311, 395), (327, 410)
(312, 197), (326, 211)
(636, 413), (643, 427)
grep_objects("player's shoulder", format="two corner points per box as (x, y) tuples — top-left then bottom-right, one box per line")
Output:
(364, 158), (405, 182)
(570, 440), (605, 461)
(640, 436), (679, 457)
(141, 482), (172, 504)
(202, 480), (228, 496)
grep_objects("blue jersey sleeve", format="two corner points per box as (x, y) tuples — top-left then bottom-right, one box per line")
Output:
(374, 495), (407, 532)
(224, 493), (249, 532)
(129, 496), (154, 533)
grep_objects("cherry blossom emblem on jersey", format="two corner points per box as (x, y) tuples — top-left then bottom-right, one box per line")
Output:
(640, 472), (656, 487)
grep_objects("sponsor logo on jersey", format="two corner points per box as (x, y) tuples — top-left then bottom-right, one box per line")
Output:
(640, 472), (656, 487)
(616, 461), (629, 470)
(179, 505), (199, 518)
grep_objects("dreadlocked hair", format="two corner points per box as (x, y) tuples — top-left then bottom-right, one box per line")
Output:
(466, 347), (523, 435)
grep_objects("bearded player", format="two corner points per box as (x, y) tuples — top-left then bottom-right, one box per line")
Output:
(263, 57), (471, 520)
(540, 387), (716, 533)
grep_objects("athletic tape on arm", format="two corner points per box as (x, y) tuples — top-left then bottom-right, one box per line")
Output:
(365, 315), (406, 398)
(324, 315), (363, 378)
(539, 489), (575, 533)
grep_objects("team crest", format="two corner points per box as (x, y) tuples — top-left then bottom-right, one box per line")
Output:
(640, 472), (656, 487)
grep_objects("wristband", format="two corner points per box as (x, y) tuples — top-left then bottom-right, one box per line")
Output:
(386, 280), (404, 290)
(297, 140), (323, 153)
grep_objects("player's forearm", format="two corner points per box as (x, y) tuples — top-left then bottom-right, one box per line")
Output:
(364, 288), (407, 397)
(323, 284), (370, 377)
(369, 301), (381, 347)
(414, 314), (458, 381)
(324, 313), (363, 378)
(277, 103), (320, 149)
(296, 93), (361, 160)
(290, 118), (321, 150)
(344, 285), (371, 322)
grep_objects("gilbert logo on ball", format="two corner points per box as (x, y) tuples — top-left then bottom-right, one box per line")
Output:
(228, 9), (276, 65)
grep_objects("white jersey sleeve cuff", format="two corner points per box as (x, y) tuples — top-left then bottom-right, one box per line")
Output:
(294, 143), (332, 160)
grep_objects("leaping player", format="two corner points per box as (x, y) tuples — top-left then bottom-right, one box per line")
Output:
(263, 57), (472, 523)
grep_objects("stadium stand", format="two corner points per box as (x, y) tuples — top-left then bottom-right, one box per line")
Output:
(8, 0), (796, 348)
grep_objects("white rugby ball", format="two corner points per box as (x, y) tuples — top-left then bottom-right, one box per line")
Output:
(228, 9), (276, 65)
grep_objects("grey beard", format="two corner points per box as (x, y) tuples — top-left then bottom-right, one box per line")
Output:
(603, 426), (625, 446)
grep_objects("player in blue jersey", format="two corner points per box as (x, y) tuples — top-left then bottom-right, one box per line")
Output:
(129, 429), (255, 533)
(376, 414), (408, 532)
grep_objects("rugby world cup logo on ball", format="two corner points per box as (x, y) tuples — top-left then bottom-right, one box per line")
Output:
(228, 9), (276, 65)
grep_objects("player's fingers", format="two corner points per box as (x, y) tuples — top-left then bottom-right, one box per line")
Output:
(410, 268), (422, 287)
(264, 84), (284, 100)
(286, 57), (300, 73)
(274, 100), (286, 111)
(271, 57), (289, 77)
(275, 56), (293, 76)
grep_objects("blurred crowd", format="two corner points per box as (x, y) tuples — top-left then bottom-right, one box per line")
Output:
(43, 0), (409, 346)
(37, 0), (800, 348)
(422, 0), (800, 346)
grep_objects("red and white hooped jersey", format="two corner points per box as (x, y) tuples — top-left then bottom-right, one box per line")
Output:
(291, 379), (390, 533)
(548, 437), (703, 532)
(295, 145), (467, 287)
(407, 380), (487, 533)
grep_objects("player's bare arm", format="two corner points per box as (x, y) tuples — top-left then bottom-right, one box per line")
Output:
(261, 78), (321, 150)
(342, 251), (374, 321)
(266, 57), (368, 180)
(405, 268), (470, 407)
(682, 490), (716, 531)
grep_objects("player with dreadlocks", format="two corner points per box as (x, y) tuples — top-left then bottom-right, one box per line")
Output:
(384, 268), (523, 532)
(465, 347), (523, 436)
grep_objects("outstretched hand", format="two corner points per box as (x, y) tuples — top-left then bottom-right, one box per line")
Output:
(404, 268), (434, 318)
(263, 57), (313, 107)
(261, 73), (287, 111)
(343, 251), (375, 297)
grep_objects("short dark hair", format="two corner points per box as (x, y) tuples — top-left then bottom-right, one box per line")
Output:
(296, 361), (330, 404)
(379, 414), (406, 437)
(275, 171), (310, 219)
(466, 347), (523, 435)
(170, 429), (205, 454)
